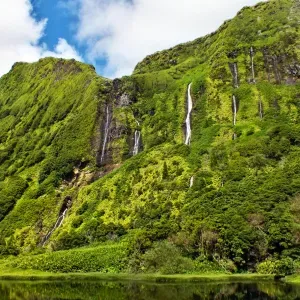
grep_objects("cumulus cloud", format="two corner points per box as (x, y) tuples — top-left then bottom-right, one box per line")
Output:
(75, 0), (263, 78)
(0, 0), (82, 77)
(41, 38), (83, 61)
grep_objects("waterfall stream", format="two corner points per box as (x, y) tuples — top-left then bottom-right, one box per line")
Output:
(259, 100), (263, 119)
(190, 176), (194, 188)
(133, 130), (141, 156)
(185, 83), (193, 145)
(250, 47), (256, 83)
(100, 105), (110, 164)
(42, 208), (68, 246)
(133, 119), (141, 156)
(233, 63), (239, 88)
(232, 95), (237, 126)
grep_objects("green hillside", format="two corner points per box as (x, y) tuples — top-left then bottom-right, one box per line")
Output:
(0, 0), (300, 275)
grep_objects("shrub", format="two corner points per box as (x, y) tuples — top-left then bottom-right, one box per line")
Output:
(193, 256), (224, 273)
(77, 202), (89, 215)
(257, 258), (295, 276)
(54, 230), (89, 250)
(275, 258), (295, 276)
(72, 217), (84, 229)
(141, 240), (194, 274)
(218, 259), (238, 273)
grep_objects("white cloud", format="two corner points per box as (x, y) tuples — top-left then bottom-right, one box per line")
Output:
(0, 0), (82, 77)
(75, 0), (263, 78)
(41, 38), (82, 61)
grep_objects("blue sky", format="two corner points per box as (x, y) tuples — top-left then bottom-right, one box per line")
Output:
(31, 0), (75, 50)
(0, 0), (262, 78)
(30, 0), (106, 74)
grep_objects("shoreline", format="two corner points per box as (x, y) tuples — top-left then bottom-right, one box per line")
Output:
(0, 270), (276, 283)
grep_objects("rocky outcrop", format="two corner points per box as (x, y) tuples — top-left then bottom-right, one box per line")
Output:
(95, 78), (141, 167)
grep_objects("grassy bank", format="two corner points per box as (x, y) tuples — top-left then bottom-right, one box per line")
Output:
(285, 275), (300, 284)
(0, 268), (275, 283)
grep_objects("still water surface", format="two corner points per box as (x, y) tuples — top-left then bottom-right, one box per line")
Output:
(1, 280), (300, 299)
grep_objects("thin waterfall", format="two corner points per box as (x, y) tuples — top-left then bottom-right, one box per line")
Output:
(100, 105), (110, 164)
(230, 61), (238, 139)
(185, 83), (193, 145)
(250, 47), (256, 83)
(232, 95), (237, 126)
(133, 130), (141, 156)
(57, 208), (68, 228)
(273, 55), (281, 84)
(190, 176), (194, 188)
(259, 99), (263, 119)
(42, 208), (68, 246)
(233, 63), (239, 88)
(133, 119), (141, 156)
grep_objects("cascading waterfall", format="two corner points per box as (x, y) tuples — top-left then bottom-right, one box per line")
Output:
(233, 63), (239, 88)
(190, 176), (194, 188)
(185, 83), (193, 145)
(42, 208), (68, 246)
(100, 105), (110, 163)
(231, 61), (238, 139)
(232, 95), (237, 126)
(133, 130), (141, 156)
(133, 120), (141, 156)
(230, 61), (239, 139)
(250, 47), (256, 83)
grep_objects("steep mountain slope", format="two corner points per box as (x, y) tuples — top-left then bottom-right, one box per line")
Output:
(0, 0), (300, 274)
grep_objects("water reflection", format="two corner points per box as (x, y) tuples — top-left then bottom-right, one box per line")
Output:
(0, 280), (300, 300)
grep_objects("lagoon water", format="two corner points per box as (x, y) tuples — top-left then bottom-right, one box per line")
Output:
(1, 280), (300, 299)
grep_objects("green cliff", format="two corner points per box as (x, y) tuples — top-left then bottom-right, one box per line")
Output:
(0, 0), (300, 275)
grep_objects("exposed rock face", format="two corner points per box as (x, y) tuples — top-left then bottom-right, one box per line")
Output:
(71, 168), (94, 187)
(118, 94), (131, 107)
(227, 50), (239, 59)
(263, 49), (299, 84)
(287, 63), (300, 78)
(97, 103), (113, 166)
(95, 78), (140, 167)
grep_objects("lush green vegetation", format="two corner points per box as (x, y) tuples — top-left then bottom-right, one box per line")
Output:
(1, 243), (128, 273)
(0, 0), (300, 276)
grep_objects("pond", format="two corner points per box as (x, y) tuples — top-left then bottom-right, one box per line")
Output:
(0, 280), (299, 299)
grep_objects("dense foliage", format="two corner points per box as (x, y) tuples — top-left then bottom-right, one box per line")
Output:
(0, 0), (299, 275)
(4, 242), (128, 273)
